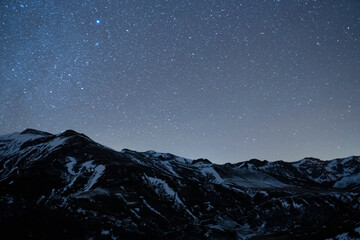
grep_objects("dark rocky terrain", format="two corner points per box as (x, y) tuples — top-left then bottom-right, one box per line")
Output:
(0, 129), (359, 240)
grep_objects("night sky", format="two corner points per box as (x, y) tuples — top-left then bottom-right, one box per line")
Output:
(1, 0), (359, 163)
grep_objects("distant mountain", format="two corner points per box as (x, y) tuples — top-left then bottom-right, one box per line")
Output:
(0, 129), (359, 239)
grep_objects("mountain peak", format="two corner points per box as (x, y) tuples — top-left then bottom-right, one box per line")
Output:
(58, 129), (92, 142)
(20, 128), (52, 136)
(248, 158), (268, 167)
(303, 157), (321, 162)
(59, 129), (81, 137)
(192, 158), (212, 165)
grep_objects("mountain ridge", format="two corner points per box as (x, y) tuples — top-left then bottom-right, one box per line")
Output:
(4, 128), (357, 165)
(0, 129), (359, 239)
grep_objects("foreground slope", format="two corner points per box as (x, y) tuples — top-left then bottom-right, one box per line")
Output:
(0, 129), (359, 239)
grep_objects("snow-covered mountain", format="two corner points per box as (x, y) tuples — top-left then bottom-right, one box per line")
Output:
(0, 129), (359, 239)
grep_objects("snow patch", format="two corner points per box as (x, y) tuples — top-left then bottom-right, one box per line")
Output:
(335, 233), (349, 240)
(36, 195), (46, 204)
(101, 230), (110, 236)
(292, 200), (303, 209)
(226, 169), (286, 188)
(146, 176), (176, 197)
(200, 166), (224, 184)
(0, 132), (45, 143)
(259, 191), (269, 196)
(130, 209), (141, 219)
(204, 202), (214, 210)
(66, 157), (77, 175)
(84, 165), (106, 192)
(160, 161), (180, 177)
(142, 199), (164, 218)
(342, 156), (354, 164)
(47, 137), (67, 150)
(0, 132), (50, 159)
(82, 161), (94, 170)
(175, 156), (193, 164)
(326, 159), (338, 172)
(144, 175), (198, 221)
(333, 172), (360, 189)
(280, 199), (291, 208)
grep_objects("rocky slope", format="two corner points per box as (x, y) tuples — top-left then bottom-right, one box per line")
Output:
(0, 129), (359, 239)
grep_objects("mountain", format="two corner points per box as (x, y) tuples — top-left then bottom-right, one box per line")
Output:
(0, 129), (359, 240)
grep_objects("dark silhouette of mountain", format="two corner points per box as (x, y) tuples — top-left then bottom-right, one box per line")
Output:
(0, 129), (359, 239)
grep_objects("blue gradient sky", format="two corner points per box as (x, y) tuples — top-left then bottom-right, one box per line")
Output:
(1, 0), (359, 163)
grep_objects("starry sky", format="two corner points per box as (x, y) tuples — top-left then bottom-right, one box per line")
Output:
(1, 0), (359, 163)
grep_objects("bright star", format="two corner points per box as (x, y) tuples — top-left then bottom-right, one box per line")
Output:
(96, 20), (100, 24)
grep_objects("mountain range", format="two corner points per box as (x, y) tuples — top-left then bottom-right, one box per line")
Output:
(0, 129), (359, 239)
